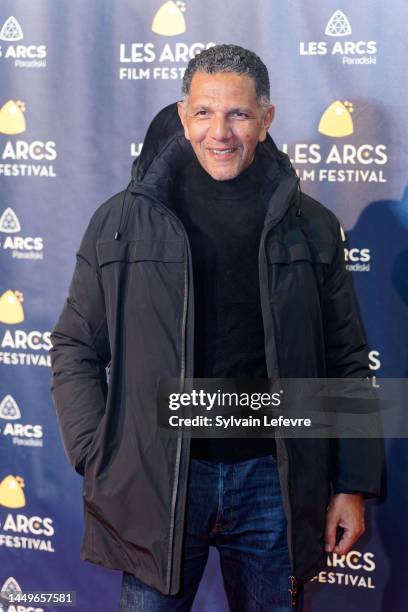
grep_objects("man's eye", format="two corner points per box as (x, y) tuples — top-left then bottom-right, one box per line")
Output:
(233, 112), (249, 119)
(196, 110), (208, 117)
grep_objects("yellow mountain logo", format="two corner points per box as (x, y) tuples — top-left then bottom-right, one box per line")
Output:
(0, 395), (22, 420)
(325, 10), (352, 37)
(0, 290), (25, 324)
(0, 207), (21, 233)
(152, 1), (186, 36)
(0, 475), (26, 508)
(318, 100), (354, 137)
(0, 16), (24, 42)
(0, 100), (26, 135)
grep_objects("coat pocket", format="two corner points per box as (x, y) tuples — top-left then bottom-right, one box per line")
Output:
(267, 235), (332, 297)
(94, 238), (186, 371)
(96, 239), (185, 266)
(266, 235), (333, 336)
(267, 237), (332, 266)
(266, 235), (332, 376)
(82, 415), (106, 498)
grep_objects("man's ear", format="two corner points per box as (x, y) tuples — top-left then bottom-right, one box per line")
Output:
(258, 104), (275, 142)
(177, 100), (190, 141)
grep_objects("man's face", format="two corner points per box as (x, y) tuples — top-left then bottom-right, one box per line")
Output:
(177, 72), (275, 181)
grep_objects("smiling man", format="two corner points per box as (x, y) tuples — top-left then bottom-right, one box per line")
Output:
(51, 45), (382, 611)
(177, 70), (274, 180)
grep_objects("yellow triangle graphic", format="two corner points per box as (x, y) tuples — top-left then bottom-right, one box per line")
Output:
(152, 1), (186, 36)
(0, 475), (26, 508)
(0, 100), (26, 135)
(318, 100), (354, 137)
(0, 290), (25, 324)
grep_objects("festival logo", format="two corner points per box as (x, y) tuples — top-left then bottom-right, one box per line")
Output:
(152, 1), (186, 36)
(312, 550), (377, 589)
(0, 576), (46, 612)
(0, 208), (21, 233)
(0, 476), (25, 509)
(0, 395), (43, 448)
(0, 208), (44, 260)
(0, 396), (21, 420)
(299, 9), (377, 65)
(0, 291), (52, 368)
(0, 17), (23, 41)
(0, 100), (57, 178)
(119, 2), (215, 80)
(0, 15), (47, 68)
(318, 101), (354, 138)
(0, 474), (55, 553)
(0, 291), (24, 325)
(1, 576), (21, 601)
(282, 100), (388, 184)
(0, 100), (26, 135)
(0, 576), (45, 612)
(325, 10), (352, 37)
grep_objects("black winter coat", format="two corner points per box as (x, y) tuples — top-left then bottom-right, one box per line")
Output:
(51, 103), (382, 601)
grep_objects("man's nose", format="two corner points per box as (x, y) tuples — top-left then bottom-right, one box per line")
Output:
(209, 115), (232, 141)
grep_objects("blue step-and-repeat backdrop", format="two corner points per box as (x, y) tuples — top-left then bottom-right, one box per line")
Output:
(0, 1), (407, 610)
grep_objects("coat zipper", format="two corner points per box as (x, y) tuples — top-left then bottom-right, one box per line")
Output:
(258, 206), (298, 603)
(289, 575), (298, 608)
(165, 252), (189, 592)
(133, 190), (192, 595)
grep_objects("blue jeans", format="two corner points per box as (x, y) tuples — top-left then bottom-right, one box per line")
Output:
(119, 455), (302, 611)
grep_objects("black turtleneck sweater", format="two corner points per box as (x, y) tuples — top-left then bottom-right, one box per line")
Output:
(173, 149), (279, 461)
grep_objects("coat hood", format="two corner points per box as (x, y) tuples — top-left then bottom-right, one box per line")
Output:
(113, 103), (301, 240)
(131, 102), (295, 186)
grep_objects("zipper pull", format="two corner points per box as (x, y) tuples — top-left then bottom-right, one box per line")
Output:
(289, 575), (298, 608)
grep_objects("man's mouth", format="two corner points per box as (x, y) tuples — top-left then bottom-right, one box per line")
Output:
(207, 147), (239, 158)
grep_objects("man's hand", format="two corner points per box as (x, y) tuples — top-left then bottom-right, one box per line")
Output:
(324, 493), (365, 555)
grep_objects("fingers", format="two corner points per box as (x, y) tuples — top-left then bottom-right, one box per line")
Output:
(324, 511), (338, 553)
(324, 493), (366, 555)
(333, 524), (364, 555)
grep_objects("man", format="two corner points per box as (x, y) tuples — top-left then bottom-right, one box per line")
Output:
(51, 45), (382, 611)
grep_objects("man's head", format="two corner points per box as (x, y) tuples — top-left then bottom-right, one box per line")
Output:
(177, 44), (275, 181)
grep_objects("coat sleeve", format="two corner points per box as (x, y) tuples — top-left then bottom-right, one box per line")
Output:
(50, 216), (110, 476)
(322, 218), (384, 498)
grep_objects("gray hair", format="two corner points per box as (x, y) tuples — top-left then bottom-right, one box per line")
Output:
(182, 44), (270, 108)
